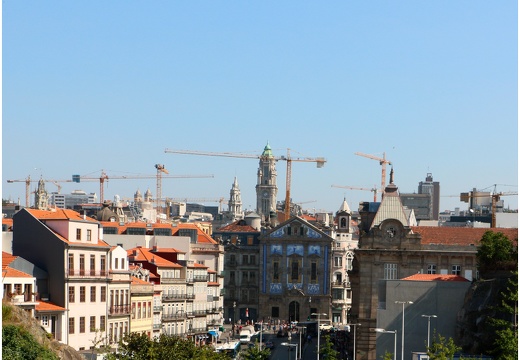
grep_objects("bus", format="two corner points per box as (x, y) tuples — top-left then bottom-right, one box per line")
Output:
(215, 340), (241, 359)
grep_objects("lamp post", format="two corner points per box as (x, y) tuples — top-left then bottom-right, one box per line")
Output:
(374, 328), (397, 360)
(395, 301), (413, 360)
(346, 323), (361, 360)
(233, 301), (236, 339)
(312, 312), (327, 360)
(296, 326), (306, 360)
(421, 314), (437, 349)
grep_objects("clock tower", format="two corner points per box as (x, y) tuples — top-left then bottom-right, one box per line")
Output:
(256, 142), (278, 221)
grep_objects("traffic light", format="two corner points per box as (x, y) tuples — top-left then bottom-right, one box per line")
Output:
(307, 316), (310, 321)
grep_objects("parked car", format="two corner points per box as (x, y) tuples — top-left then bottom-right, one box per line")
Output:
(319, 323), (333, 331)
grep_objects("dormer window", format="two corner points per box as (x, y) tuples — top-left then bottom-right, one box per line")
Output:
(87, 229), (92, 241)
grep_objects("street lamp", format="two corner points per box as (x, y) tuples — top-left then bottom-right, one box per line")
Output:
(312, 312), (327, 360)
(233, 301), (236, 338)
(421, 314), (437, 349)
(346, 323), (361, 360)
(296, 326), (306, 360)
(281, 340), (298, 360)
(395, 301), (413, 360)
(374, 328), (397, 360)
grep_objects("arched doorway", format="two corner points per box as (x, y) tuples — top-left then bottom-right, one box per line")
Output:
(288, 301), (300, 322)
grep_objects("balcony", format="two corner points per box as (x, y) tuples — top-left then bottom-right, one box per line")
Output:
(193, 310), (206, 317)
(193, 275), (208, 282)
(153, 324), (162, 330)
(162, 293), (189, 301)
(109, 305), (131, 316)
(153, 306), (162, 312)
(160, 277), (187, 284)
(162, 312), (186, 321)
(331, 298), (348, 305)
(67, 269), (108, 278)
(192, 327), (207, 333)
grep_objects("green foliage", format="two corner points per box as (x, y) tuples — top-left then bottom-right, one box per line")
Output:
(2, 324), (59, 360)
(476, 231), (517, 272)
(487, 272), (518, 360)
(103, 333), (229, 360)
(240, 341), (271, 359)
(380, 351), (393, 360)
(319, 334), (339, 359)
(3, 303), (13, 321)
(426, 332), (461, 360)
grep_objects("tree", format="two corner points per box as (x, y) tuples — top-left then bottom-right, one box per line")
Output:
(487, 271), (518, 360)
(2, 324), (58, 360)
(103, 333), (229, 360)
(240, 341), (271, 359)
(426, 332), (461, 360)
(476, 231), (517, 273)
(319, 334), (339, 359)
(380, 351), (393, 360)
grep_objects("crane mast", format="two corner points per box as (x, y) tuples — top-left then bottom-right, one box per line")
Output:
(331, 184), (379, 202)
(354, 152), (391, 200)
(165, 146), (325, 221)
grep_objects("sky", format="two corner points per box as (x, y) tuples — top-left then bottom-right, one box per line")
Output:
(2, 1), (518, 215)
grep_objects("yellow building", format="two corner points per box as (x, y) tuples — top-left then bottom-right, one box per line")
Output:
(130, 276), (154, 338)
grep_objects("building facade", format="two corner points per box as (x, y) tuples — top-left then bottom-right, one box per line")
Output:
(255, 143), (278, 222)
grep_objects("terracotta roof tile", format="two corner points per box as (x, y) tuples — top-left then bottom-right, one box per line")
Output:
(3, 267), (32, 278)
(217, 220), (259, 233)
(402, 274), (469, 282)
(127, 247), (182, 268)
(172, 223), (217, 244)
(132, 276), (152, 285)
(35, 301), (66, 312)
(411, 227), (518, 246)
(2, 252), (17, 268)
(27, 208), (98, 222)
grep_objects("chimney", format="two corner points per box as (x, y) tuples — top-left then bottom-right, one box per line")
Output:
(152, 245), (158, 252)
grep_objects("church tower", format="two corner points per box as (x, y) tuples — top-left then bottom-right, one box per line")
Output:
(34, 177), (48, 210)
(228, 177), (243, 220)
(255, 142), (278, 221)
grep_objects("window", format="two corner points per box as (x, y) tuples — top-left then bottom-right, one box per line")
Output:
(80, 317), (85, 333)
(90, 286), (96, 302)
(100, 255), (106, 275)
(68, 254), (74, 273)
(242, 255), (248, 265)
(229, 271), (235, 285)
(76, 228), (82, 240)
(69, 318), (75, 334)
(90, 316), (96, 332)
(273, 262), (279, 281)
(291, 261), (299, 281)
(427, 264), (437, 274)
(100, 316), (106, 331)
(384, 263), (398, 280)
(87, 229), (92, 241)
(69, 286), (75, 303)
(80, 286), (86, 302)
(242, 271), (248, 283)
(79, 255), (85, 275)
(41, 315), (49, 326)
(334, 256), (343, 267)
(452, 265), (461, 275)
(271, 307), (279, 318)
(311, 262), (317, 282)
(101, 286), (106, 302)
(249, 271), (256, 284)
(148, 301), (152, 318)
(121, 258), (125, 269)
(250, 255), (256, 265)
(90, 255), (95, 273)
(115, 258), (119, 269)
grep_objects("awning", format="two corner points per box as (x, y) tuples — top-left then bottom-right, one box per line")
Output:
(208, 330), (219, 337)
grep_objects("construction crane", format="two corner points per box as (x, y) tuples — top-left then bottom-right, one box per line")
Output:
(457, 190), (518, 228)
(331, 184), (379, 202)
(165, 147), (326, 221)
(155, 164), (169, 214)
(354, 152), (391, 200)
(71, 170), (214, 204)
(6, 176), (73, 207)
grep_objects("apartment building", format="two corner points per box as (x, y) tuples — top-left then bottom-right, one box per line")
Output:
(129, 276), (154, 339)
(12, 208), (111, 351)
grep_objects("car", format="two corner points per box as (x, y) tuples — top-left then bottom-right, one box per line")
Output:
(319, 323), (333, 331)
(265, 340), (275, 349)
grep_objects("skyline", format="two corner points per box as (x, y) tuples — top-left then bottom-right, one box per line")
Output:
(3, 2), (518, 214)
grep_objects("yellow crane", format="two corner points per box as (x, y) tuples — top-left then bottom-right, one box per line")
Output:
(457, 190), (518, 228)
(331, 184), (379, 202)
(6, 176), (73, 207)
(165, 147), (326, 221)
(354, 152), (391, 200)
(71, 170), (214, 205)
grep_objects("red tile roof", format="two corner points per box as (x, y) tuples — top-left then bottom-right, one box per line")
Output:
(132, 276), (152, 285)
(217, 220), (259, 233)
(2, 252), (17, 268)
(402, 274), (470, 282)
(27, 208), (98, 222)
(127, 247), (182, 268)
(3, 267), (32, 278)
(2, 218), (13, 229)
(36, 301), (66, 312)
(411, 227), (518, 246)
(172, 223), (217, 244)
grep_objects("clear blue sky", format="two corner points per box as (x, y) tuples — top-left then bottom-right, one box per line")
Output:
(2, 1), (518, 214)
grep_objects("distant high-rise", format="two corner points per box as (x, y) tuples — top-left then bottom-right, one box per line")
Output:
(418, 173), (440, 220)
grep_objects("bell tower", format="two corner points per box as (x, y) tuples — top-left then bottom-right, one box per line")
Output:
(255, 142), (278, 221)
